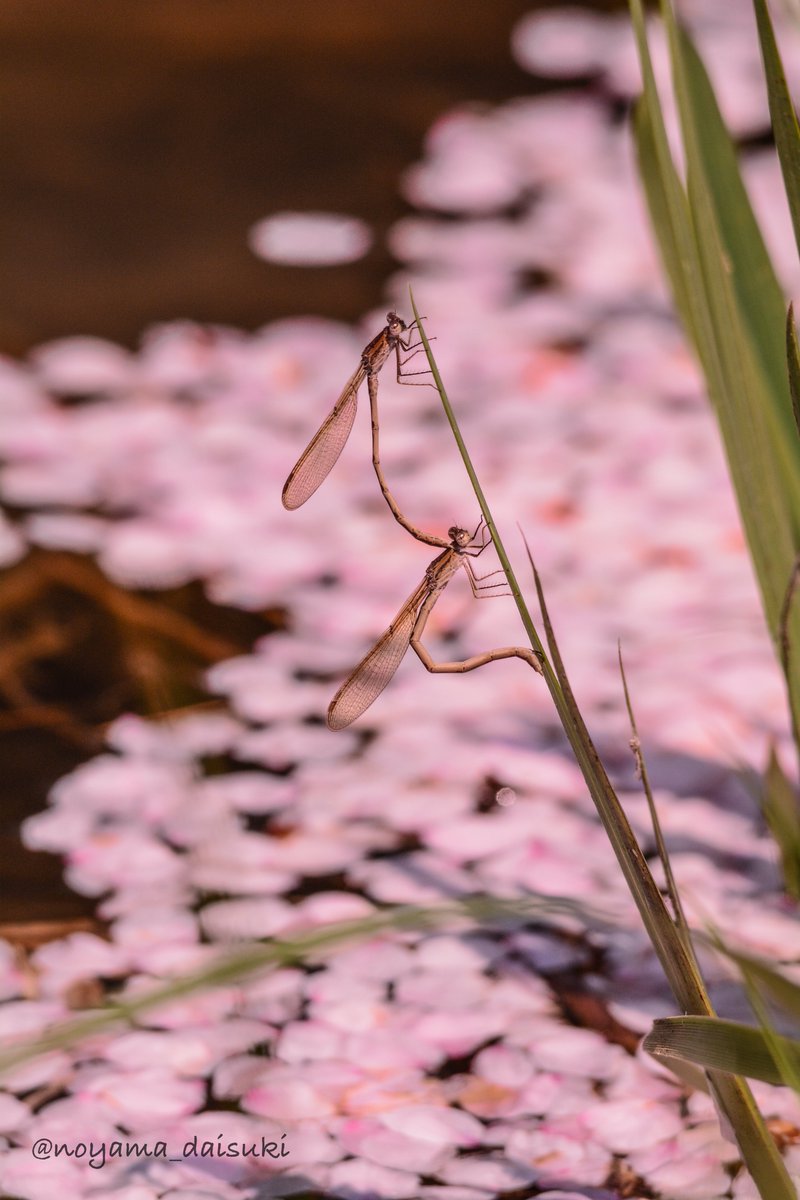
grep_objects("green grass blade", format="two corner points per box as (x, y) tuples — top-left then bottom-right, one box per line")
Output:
(762, 746), (800, 899)
(709, 1073), (797, 1196)
(662, 2), (800, 517)
(525, 545), (711, 1006)
(673, 20), (790, 416)
(743, 969), (800, 1095)
(651, 1), (800, 749)
(407, 291), (547, 667)
(645, 1015), (800, 1085)
(618, 644), (695, 943)
(711, 938), (800, 1021)
(787, 303), (800, 441)
(632, 97), (698, 352)
(753, 0), (800, 260)
(686, 159), (800, 620)
(629, 0), (721, 384)
(0, 894), (601, 1074)
(631, 0), (800, 597)
(632, 3), (800, 757)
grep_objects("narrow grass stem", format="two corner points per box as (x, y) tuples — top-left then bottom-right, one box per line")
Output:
(408, 297), (548, 666)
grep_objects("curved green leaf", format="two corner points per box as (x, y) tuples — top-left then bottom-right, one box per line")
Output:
(645, 1015), (799, 1085)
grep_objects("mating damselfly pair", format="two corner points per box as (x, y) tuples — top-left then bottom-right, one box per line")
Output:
(282, 311), (541, 729)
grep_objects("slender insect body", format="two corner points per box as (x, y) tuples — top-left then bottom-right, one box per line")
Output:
(427, 551), (462, 593)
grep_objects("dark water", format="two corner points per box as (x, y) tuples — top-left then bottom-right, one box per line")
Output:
(0, 0), (548, 355)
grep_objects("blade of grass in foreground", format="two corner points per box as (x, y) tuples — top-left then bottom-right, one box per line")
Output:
(0, 894), (598, 1074)
(409, 293), (797, 1200)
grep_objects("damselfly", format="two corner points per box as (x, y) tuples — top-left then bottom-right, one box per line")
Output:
(327, 522), (542, 730)
(282, 312), (427, 510)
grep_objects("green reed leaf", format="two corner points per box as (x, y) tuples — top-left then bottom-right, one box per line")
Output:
(645, 1015), (800, 1086)
(753, 0), (800, 261)
(787, 303), (800, 442)
(762, 746), (800, 899)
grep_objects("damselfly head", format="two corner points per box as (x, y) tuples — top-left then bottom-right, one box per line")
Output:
(385, 311), (407, 333)
(449, 526), (471, 548)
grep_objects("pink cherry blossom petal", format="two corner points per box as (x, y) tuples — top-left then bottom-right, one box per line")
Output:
(249, 212), (372, 266)
(438, 1154), (537, 1192)
(327, 940), (416, 982)
(0, 1146), (88, 1200)
(0, 1092), (31, 1133)
(83, 1188), (159, 1200)
(103, 1020), (268, 1076)
(74, 1067), (205, 1128)
(512, 9), (627, 78)
(236, 969), (305, 1024)
(25, 511), (108, 553)
(336, 1117), (452, 1174)
(343, 1028), (443, 1074)
(199, 897), (296, 940)
(16, 1095), (138, 1150)
(99, 521), (199, 588)
(394, 969), (490, 1010)
(0, 515), (26, 565)
(31, 932), (131, 996)
(528, 1026), (624, 1080)
(194, 771), (297, 815)
(293, 892), (375, 926)
(30, 336), (135, 393)
(243, 1077), (336, 1121)
(378, 1105), (484, 1148)
(582, 1096), (685, 1153)
(327, 1157), (421, 1199)
(418, 1188), (493, 1200)
(276, 1019), (347, 1063)
(505, 1122), (611, 1187)
(66, 829), (183, 896)
(0, 1050), (73, 1094)
(472, 1045), (534, 1089)
(111, 907), (199, 951)
(403, 110), (524, 213)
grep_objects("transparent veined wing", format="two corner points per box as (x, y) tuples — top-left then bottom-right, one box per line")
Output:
(327, 581), (428, 730)
(282, 367), (364, 509)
